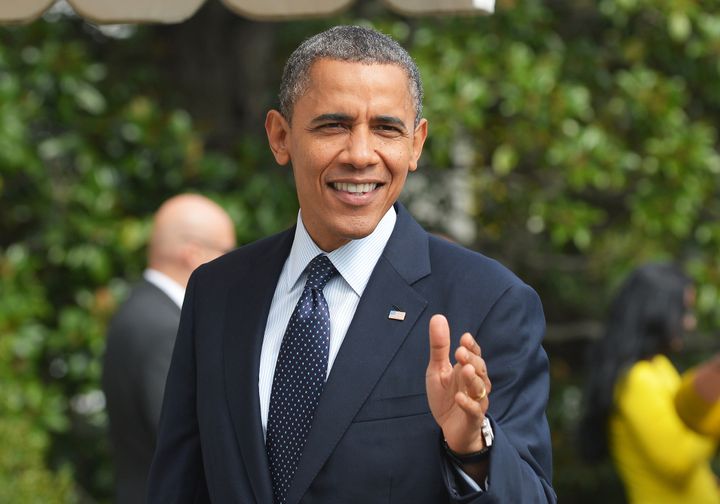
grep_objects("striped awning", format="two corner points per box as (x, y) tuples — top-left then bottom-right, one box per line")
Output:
(2, 0), (494, 24)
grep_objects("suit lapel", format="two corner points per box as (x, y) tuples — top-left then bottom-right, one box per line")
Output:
(286, 205), (431, 504)
(223, 229), (294, 504)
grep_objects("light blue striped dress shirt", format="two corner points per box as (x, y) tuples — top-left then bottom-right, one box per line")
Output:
(258, 207), (397, 435)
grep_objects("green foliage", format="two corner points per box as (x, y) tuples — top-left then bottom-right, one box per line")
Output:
(403, 1), (720, 330)
(0, 244), (77, 501)
(0, 18), (297, 501)
(0, 417), (76, 503)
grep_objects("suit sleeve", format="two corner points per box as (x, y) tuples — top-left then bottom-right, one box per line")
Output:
(147, 270), (210, 503)
(442, 283), (557, 503)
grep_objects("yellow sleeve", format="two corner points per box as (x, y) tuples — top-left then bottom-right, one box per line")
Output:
(675, 369), (720, 439)
(615, 361), (716, 484)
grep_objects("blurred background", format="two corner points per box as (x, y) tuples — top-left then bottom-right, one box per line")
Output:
(1, 0), (719, 502)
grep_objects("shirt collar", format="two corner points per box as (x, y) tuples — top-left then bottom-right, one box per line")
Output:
(143, 268), (185, 308)
(285, 207), (397, 297)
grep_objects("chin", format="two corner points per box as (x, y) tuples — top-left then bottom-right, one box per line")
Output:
(319, 212), (386, 249)
(333, 228), (371, 242)
(339, 219), (379, 241)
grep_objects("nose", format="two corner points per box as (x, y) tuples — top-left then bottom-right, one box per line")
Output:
(342, 126), (380, 169)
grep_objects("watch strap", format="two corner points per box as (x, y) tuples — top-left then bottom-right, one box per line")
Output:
(442, 417), (494, 465)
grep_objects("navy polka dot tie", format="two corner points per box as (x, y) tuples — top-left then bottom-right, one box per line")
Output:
(266, 254), (337, 504)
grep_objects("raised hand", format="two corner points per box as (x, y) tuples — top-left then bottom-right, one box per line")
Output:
(426, 314), (491, 455)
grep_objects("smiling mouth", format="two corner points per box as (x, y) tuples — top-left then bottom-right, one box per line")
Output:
(331, 182), (379, 194)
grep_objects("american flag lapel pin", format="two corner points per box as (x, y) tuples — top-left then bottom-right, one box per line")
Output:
(388, 307), (406, 321)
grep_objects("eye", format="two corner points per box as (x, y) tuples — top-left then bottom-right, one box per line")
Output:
(317, 122), (347, 131)
(374, 124), (404, 136)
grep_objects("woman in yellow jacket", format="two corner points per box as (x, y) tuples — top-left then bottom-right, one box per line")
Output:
(580, 263), (719, 504)
(676, 353), (720, 439)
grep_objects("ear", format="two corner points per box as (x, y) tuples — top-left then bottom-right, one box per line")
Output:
(180, 241), (203, 271)
(265, 109), (291, 166)
(409, 118), (428, 172)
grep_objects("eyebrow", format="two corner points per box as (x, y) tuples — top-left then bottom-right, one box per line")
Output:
(310, 113), (408, 131)
(310, 113), (354, 124)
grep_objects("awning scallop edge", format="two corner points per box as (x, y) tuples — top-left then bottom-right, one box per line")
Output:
(1, 0), (494, 25)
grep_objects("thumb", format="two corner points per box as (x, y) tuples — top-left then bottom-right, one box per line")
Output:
(428, 314), (451, 371)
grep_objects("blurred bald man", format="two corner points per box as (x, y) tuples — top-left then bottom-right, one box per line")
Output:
(102, 194), (235, 504)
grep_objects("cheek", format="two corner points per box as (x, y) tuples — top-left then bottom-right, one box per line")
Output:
(316, 141), (340, 159)
(295, 141), (340, 177)
(381, 143), (414, 176)
(291, 152), (321, 182)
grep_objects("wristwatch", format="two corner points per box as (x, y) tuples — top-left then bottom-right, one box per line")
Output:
(442, 417), (494, 465)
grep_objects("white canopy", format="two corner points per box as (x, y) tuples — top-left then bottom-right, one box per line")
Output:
(1, 0), (494, 24)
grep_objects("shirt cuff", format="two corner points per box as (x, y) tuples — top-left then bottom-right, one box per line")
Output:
(452, 461), (487, 492)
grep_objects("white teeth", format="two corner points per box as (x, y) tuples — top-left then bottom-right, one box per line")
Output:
(333, 182), (377, 193)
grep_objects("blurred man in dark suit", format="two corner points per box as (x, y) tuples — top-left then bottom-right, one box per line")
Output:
(102, 193), (235, 504)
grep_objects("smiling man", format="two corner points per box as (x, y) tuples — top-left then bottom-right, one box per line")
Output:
(265, 58), (426, 253)
(148, 25), (556, 503)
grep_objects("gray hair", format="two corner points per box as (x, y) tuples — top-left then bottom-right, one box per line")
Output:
(278, 25), (424, 127)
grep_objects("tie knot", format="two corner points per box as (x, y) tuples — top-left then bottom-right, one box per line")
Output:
(304, 254), (337, 291)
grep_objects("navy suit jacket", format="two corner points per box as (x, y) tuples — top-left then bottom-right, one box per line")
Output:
(148, 204), (556, 503)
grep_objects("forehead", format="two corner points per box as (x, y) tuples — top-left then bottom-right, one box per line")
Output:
(296, 59), (414, 117)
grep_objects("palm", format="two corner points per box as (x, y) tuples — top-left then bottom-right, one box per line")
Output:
(425, 314), (488, 452)
(426, 361), (462, 425)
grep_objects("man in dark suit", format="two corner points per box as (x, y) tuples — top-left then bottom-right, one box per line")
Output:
(148, 26), (556, 503)
(102, 194), (235, 504)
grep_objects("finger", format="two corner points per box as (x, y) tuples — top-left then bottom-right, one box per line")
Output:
(459, 332), (481, 357)
(454, 391), (486, 421)
(461, 363), (488, 402)
(428, 314), (451, 370)
(455, 346), (488, 381)
(455, 335), (491, 396)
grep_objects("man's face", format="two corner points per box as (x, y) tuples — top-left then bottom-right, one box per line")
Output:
(266, 58), (428, 251)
